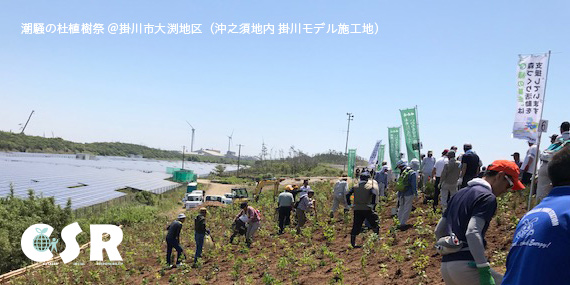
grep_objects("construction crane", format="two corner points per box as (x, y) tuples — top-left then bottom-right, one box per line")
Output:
(20, 110), (35, 135)
(185, 121), (195, 152)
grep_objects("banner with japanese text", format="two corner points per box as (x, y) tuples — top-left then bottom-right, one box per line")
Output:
(368, 140), (381, 169)
(400, 107), (421, 162)
(377, 144), (385, 170)
(513, 53), (549, 141)
(347, 149), (356, 178)
(388, 127), (401, 172)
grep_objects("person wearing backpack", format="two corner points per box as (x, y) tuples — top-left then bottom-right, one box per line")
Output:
(235, 202), (261, 248)
(346, 171), (379, 247)
(536, 121), (570, 202)
(395, 160), (417, 230)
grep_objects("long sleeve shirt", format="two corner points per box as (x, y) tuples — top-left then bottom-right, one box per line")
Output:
(332, 180), (348, 197)
(166, 220), (183, 241)
(195, 214), (207, 235)
(297, 194), (313, 211)
(398, 170), (417, 197)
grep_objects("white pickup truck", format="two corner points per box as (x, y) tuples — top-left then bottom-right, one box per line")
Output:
(184, 193), (204, 209)
(205, 195), (233, 205)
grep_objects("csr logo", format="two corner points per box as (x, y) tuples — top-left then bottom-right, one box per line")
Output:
(21, 223), (123, 263)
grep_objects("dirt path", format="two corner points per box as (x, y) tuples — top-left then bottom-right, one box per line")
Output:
(197, 179), (239, 196)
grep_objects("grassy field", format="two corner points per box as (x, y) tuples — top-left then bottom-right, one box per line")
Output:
(7, 180), (530, 285)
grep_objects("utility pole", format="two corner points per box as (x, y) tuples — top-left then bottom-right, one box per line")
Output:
(181, 146), (185, 169)
(20, 110), (35, 135)
(343, 112), (354, 171)
(237, 144), (244, 177)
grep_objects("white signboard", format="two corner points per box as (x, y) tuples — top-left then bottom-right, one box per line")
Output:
(513, 53), (549, 140)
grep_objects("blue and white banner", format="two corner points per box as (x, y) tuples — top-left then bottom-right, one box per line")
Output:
(368, 140), (381, 169)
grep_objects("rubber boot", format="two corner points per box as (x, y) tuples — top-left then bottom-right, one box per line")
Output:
(350, 235), (357, 248)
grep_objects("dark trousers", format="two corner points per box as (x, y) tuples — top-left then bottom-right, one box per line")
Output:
(461, 175), (475, 188)
(278, 206), (291, 233)
(194, 233), (205, 263)
(166, 239), (183, 265)
(351, 209), (379, 236)
(522, 172), (532, 185)
(433, 177), (441, 209)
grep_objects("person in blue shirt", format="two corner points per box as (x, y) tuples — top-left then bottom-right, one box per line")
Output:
(435, 160), (524, 285)
(502, 146), (570, 285)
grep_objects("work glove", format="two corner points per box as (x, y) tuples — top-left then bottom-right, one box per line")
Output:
(468, 262), (495, 285)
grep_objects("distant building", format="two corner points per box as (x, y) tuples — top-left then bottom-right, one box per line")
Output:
(76, 153), (94, 160)
(194, 148), (224, 157)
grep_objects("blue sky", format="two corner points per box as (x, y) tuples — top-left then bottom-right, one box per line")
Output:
(1, 0), (569, 166)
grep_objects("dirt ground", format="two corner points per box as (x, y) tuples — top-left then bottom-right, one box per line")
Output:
(147, 191), (524, 285)
(197, 179), (238, 196)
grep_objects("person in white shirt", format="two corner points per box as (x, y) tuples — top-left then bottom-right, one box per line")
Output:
(330, 177), (349, 219)
(299, 179), (311, 195)
(277, 187), (294, 234)
(520, 138), (538, 185)
(431, 149), (449, 211)
(421, 150), (436, 190)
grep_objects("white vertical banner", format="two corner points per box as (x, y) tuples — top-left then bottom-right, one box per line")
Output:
(513, 53), (549, 140)
(368, 140), (381, 169)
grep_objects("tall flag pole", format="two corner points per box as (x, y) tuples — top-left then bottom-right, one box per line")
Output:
(388, 127), (401, 172)
(368, 140), (381, 169)
(400, 107), (421, 163)
(377, 144), (386, 171)
(347, 149), (357, 179)
(513, 51), (551, 210)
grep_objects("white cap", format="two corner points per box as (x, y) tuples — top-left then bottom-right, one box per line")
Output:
(177, 213), (186, 219)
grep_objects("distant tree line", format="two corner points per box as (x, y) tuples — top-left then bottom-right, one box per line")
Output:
(238, 149), (367, 178)
(0, 131), (184, 160)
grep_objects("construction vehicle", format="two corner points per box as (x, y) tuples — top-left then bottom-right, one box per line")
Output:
(231, 187), (250, 203)
(253, 179), (285, 202)
(229, 179), (285, 203)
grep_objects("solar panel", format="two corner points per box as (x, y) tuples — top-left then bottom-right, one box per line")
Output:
(0, 152), (239, 209)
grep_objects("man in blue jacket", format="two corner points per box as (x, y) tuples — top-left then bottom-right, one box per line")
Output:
(165, 213), (186, 268)
(502, 146), (570, 284)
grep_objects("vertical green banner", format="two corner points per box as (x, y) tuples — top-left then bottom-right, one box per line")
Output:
(347, 149), (356, 178)
(377, 144), (385, 170)
(388, 127), (401, 172)
(400, 107), (421, 162)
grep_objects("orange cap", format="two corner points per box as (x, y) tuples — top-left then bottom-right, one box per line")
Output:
(487, 160), (525, 191)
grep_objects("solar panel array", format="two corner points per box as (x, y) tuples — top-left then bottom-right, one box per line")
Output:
(0, 152), (239, 210)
